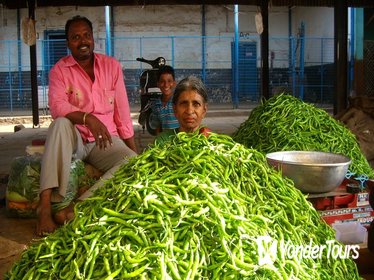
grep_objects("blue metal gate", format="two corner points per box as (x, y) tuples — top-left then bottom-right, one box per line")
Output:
(232, 42), (259, 101)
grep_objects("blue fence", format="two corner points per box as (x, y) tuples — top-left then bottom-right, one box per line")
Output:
(0, 35), (339, 114)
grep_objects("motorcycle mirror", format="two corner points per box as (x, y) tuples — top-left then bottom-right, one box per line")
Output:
(157, 57), (166, 67)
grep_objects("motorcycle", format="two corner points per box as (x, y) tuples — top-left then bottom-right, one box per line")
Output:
(136, 56), (166, 136)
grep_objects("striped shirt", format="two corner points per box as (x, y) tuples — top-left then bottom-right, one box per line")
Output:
(153, 98), (179, 130)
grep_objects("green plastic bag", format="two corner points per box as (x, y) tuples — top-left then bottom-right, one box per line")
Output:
(6, 156), (95, 218)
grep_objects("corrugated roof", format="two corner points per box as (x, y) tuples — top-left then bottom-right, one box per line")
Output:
(0, 0), (373, 9)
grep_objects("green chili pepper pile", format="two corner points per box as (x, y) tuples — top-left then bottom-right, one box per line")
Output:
(232, 93), (374, 178)
(5, 133), (361, 279)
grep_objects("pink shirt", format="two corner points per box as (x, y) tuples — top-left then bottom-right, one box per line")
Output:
(48, 53), (134, 142)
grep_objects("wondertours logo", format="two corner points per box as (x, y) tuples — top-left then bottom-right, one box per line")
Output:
(254, 236), (360, 266)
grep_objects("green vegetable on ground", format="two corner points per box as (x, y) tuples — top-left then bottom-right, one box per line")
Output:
(232, 93), (374, 178)
(5, 132), (361, 279)
(6, 157), (97, 218)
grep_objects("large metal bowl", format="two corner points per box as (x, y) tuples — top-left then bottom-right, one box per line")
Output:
(265, 151), (351, 193)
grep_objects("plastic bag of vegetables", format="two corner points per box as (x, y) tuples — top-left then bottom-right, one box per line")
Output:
(6, 155), (41, 218)
(6, 156), (94, 218)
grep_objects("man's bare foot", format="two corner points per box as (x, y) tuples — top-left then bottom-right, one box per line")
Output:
(36, 207), (58, 236)
(54, 203), (75, 225)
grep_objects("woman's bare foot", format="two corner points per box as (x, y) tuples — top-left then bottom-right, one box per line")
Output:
(54, 203), (75, 225)
(36, 206), (58, 236)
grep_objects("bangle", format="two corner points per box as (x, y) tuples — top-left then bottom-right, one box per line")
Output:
(83, 112), (89, 126)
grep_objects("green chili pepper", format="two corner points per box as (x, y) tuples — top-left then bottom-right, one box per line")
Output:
(4, 132), (362, 280)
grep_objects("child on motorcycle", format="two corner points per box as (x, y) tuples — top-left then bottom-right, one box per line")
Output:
(152, 65), (179, 134)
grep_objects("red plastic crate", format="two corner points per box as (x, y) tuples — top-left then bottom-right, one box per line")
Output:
(308, 179), (374, 227)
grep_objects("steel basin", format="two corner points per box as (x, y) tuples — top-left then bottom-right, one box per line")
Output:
(265, 151), (351, 193)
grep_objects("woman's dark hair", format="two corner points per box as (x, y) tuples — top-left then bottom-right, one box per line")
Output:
(65, 15), (93, 40)
(172, 76), (208, 105)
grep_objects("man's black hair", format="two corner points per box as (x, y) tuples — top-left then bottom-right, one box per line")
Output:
(65, 15), (93, 40)
(157, 65), (175, 81)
